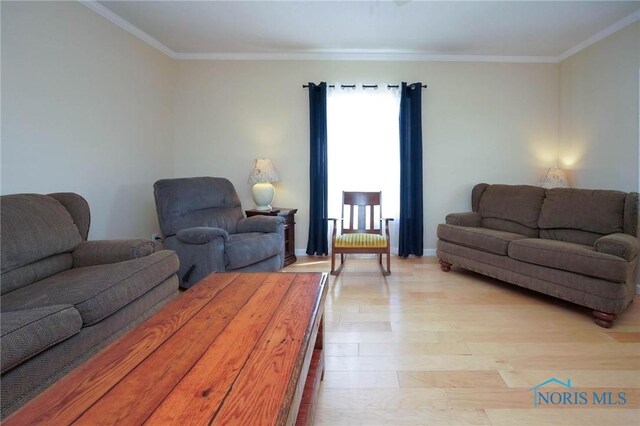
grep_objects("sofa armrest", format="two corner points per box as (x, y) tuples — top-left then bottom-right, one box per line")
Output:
(445, 212), (481, 227)
(237, 216), (284, 234)
(72, 239), (155, 267)
(595, 233), (640, 261)
(176, 227), (229, 244)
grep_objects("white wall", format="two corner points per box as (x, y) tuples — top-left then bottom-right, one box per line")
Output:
(173, 60), (559, 252)
(1, 1), (176, 239)
(559, 22), (640, 192)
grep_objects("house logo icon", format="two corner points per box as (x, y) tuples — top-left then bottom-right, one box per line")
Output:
(530, 378), (573, 407)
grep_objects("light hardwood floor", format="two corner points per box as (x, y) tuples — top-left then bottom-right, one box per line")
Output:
(284, 255), (640, 425)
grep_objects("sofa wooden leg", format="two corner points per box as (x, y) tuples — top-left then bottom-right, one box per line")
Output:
(593, 310), (617, 328)
(438, 260), (452, 272)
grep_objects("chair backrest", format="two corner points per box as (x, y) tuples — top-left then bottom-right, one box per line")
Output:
(341, 191), (382, 234)
(153, 177), (245, 236)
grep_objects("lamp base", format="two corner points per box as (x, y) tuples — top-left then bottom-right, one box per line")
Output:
(251, 182), (275, 211)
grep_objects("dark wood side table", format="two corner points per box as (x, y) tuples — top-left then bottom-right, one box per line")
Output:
(245, 208), (298, 267)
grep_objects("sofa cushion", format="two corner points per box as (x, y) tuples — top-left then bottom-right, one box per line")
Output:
(335, 233), (387, 248)
(478, 185), (546, 235)
(508, 239), (628, 282)
(538, 188), (626, 237)
(539, 229), (602, 247)
(1, 194), (82, 274)
(437, 224), (528, 255)
(48, 193), (91, 241)
(0, 251), (179, 326)
(225, 232), (282, 270)
(1, 254), (73, 296)
(1, 305), (82, 374)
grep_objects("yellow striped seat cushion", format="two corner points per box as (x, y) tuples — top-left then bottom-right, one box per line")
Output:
(335, 233), (387, 248)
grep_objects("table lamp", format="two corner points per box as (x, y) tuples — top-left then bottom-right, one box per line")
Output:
(248, 159), (279, 210)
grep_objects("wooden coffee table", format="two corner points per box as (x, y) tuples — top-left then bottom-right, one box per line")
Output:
(6, 272), (327, 426)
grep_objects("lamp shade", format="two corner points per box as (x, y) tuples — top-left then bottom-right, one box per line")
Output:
(248, 159), (279, 184)
(539, 166), (569, 189)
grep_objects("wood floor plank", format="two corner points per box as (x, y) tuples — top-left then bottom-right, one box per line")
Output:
(359, 342), (470, 356)
(325, 354), (511, 371)
(436, 330), (614, 343)
(606, 332), (640, 343)
(325, 331), (439, 344)
(468, 342), (640, 356)
(322, 371), (399, 389)
(317, 388), (449, 410)
(398, 371), (508, 389)
(506, 355), (640, 370)
(325, 343), (359, 357)
(326, 321), (391, 332)
(3, 272), (241, 426)
(499, 370), (640, 388)
(446, 387), (534, 409)
(486, 408), (640, 425)
(314, 408), (492, 425)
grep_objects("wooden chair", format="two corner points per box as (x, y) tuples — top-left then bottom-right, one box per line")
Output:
(329, 191), (393, 276)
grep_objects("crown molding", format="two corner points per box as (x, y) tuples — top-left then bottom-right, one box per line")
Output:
(556, 9), (640, 62)
(79, 0), (177, 58)
(80, 0), (639, 64)
(173, 51), (558, 63)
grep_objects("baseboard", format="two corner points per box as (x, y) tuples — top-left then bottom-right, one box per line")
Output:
(294, 248), (437, 257)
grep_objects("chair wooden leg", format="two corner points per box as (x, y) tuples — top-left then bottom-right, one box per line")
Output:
(378, 251), (391, 276)
(331, 253), (345, 276)
(386, 251), (391, 275)
(331, 252), (345, 276)
(330, 251), (336, 275)
(332, 262), (345, 276)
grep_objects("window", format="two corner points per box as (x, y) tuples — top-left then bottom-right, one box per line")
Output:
(327, 87), (401, 251)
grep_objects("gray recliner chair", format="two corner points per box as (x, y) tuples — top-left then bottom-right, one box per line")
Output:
(153, 177), (285, 288)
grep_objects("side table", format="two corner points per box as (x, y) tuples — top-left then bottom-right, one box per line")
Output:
(245, 208), (298, 267)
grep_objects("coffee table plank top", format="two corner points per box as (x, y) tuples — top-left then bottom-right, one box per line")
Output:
(5, 272), (327, 426)
(214, 273), (324, 425)
(145, 273), (296, 424)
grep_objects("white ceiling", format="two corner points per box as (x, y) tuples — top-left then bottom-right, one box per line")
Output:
(90, 1), (640, 62)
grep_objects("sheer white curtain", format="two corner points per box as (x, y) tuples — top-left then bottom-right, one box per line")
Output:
(327, 87), (401, 252)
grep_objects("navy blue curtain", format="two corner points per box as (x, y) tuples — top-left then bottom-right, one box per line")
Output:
(398, 82), (424, 257)
(306, 82), (329, 255)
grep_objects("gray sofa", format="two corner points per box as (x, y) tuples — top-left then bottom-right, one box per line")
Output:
(0, 193), (180, 417)
(154, 177), (285, 288)
(437, 184), (639, 327)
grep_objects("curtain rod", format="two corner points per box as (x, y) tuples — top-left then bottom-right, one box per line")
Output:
(302, 83), (427, 89)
